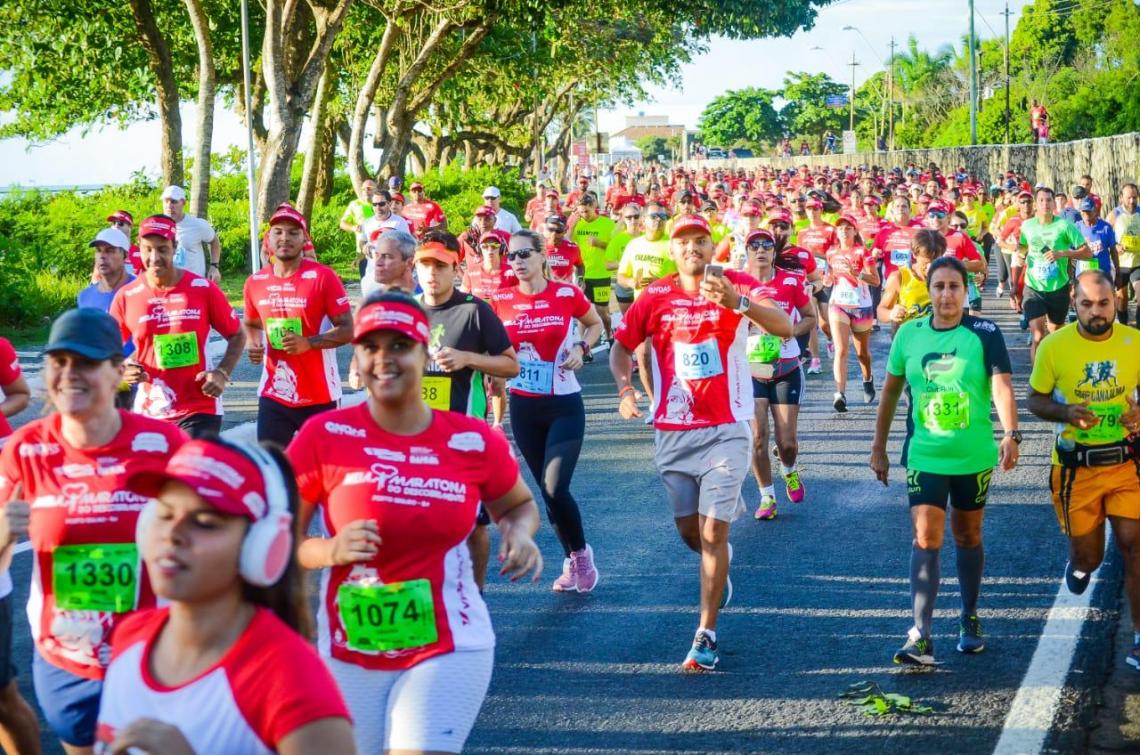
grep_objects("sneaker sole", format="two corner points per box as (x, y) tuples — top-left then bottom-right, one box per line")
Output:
(576, 570), (600, 593)
(956, 641), (986, 654)
(681, 657), (719, 672)
(1127, 655), (1140, 671)
(754, 510), (777, 521)
(893, 653), (938, 667)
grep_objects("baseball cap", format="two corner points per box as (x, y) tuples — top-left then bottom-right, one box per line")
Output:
(746, 228), (775, 244)
(409, 182), (425, 191)
(479, 231), (505, 246)
(741, 203), (762, 217)
(544, 214), (567, 229)
(1017, 190), (1033, 200)
(483, 186), (501, 199)
(1071, 185), (1088, 199)
(862, 196), (881, 207)
(474, 205), (497, 218)
(139, 215), (177, 241)
(677, 191), (694, 202)
(413, 241), (459, 267)
(106, 210), (134, 225)
(391, 193), (406, 204)
(129, 440), (276, 521)
(836, 214), (861, 228)
(268, 204), (308, 230)
(44, 308), (124, 361)
(89, 227), (130, 250)
(388, 176), (403, 188)
(767, 209), (793, 225)
(669, 214), (711, 240)
(701, 201), (719, 213)
(1078, 197), (1097, 212)
(545, 190), (560, 199)
(353, 297), (431, 345)
(161, 185), (186, 202)
(926, 200), (950, 214)
(804, 198), (823, 209)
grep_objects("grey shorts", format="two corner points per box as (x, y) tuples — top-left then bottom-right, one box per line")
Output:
(654, 422), (752, 523)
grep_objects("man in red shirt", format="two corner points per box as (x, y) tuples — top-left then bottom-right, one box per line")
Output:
(402, 182), (447, 237)
(873, 195), (923, 280)
(110, 215), (245, 438)
(542, 216), (585, 284)
(459, 206), (507, 261)
(243, 205), (354, 447)
(524, 181), (549, 228)
(796, 199), (838, 372)
(565, 175), (592, 208)
(611, 175), (646, 214)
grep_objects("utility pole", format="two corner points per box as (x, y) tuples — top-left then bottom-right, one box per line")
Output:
(969, 0), (978, 144)
(848, 50), (859, 132)
(888, 36), (897, 151)
(1003, 1), (1012, 145)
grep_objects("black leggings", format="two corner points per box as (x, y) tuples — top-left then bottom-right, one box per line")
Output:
(509, 392), (587, 556)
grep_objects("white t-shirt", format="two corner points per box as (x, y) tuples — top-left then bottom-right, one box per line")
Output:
(494, 208), (522, 235)
(174, 215), (218, 277)
(362, 213), (411, 239)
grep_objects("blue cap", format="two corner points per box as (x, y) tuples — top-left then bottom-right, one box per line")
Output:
(388, 176), (402, 188)
(43, 308), (124, 361)
(1078, 197), (1097, 212)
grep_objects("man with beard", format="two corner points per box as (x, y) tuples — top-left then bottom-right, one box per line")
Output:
(1028, 270), (1140, 671)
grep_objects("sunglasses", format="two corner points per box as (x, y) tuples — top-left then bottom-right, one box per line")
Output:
(507, 248), (537, 261)
(950, 223), (967, 230)
(111, 220), (130, 227)
(747, 239), (775, 250)
(649, 212), (669, 220)
(479, 242), (503, 251)
(372, 201), (389, 207)
(927, 211), (948, 219)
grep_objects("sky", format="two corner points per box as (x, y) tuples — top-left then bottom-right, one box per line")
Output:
(0, 0), (1030, 187)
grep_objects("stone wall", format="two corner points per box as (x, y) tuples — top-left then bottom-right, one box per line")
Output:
(687, 133), (1140, 198)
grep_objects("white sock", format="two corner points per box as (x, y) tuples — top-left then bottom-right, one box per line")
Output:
(760, 485), (776, 498)
(698, 627), (717, 643)
(781, 463), (796, 476)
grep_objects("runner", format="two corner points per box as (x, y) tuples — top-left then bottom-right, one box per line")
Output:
(1026, 271), (1140, 669)
(491, 230), (604, 593)
(870, 256), (1019, 666)
(362, 189), (412, 241)
(569, 193), (618, 343)
(110, 215), (245, 439)
(97, 439), (355, 754)
(105, 210), (144, 274)
(243, 205), (354, 447)
(744, 229), (817, 521)
(403, 182), (447, 238)
(609, 214), (792, 670)
(826, 215), (880, 412)
(1110, 183), (1140, 325)
(0, 308), (187, 752)
(877, 229), (941, 332)
(608, 203), (643, 314)
(78, 228), (136, 313)
(459, 205), (504, 262)
(483, 186), (522, 234)
(287, 290), (542, 753)
(1075, 197), (1117, 277)
(161, 186), (221, 282)
(360, 229), (418, 301)
(340, 178), (377, 277)
(0, 335), (36, 755)
(542, 216), (585, 285)
(1020, 187), (1091, 362)
(797, 198), (838, 374)
(998, 191), (1034, 313)
(416, 239), (519, 592)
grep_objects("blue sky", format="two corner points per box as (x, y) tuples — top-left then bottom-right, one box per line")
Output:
(0, 0), (1029, 187)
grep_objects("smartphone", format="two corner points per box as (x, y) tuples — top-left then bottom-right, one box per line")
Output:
(703, 264), (725, 281)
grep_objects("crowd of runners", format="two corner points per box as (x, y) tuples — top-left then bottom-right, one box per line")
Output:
(0, 158), (1138, 754)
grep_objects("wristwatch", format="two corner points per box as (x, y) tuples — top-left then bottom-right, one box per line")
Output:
(575, 341), (593, 363)
(1004, 430), (1023, 444)
(736, 295), (751, 313)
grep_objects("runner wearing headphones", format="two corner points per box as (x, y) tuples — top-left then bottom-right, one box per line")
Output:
(97, 439), (355, 754)
(288, 290), (541, 754)
(0, 309), (187, 753)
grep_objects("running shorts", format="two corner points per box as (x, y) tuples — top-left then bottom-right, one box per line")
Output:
(33, 650), (102, 747)
(613, 283), (635, 304)
(582, 278), (612, 306)
(830, 304), (875, 333)
(1050, 461), (1140, 537)
(0, 595), (14, 687)
(814, 285), (831, 304)
(654, 422), (751, 523)
(1022, 286), (1070, 326)
(1115, 267), (1140, 288)
(752, 366), (804, 405)
(906, 468), (993, 511)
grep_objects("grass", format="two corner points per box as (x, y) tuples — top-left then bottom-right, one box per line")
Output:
(6, 322), (51, 349)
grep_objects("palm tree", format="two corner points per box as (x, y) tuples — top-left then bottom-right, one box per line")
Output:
(889, 34), (956, 123)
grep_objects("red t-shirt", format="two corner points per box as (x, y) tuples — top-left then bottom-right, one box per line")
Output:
(751, 269), (811, 367)
(857, 214), (884, 243)
(615, 270), (766, 430)
(544, 239), (584, 283)
(126, 244), (144, 276)
(243, 259), (351, 409)
(0, 338), (21, 439)
(0, 411), (187, 678)
(490, 281), (592, 397)
(797, 223), (837, 259)
(98, 607), (350, 752)
(943, 229), (983, 263)
(287, 406), (517, 671)
(999, 216), (1026, 248)
(110, 272), (241, 422)
(825, 244), (876, 309)
(874, 223), (921, 277)
(461, 265), (510, 302)
(402, 200), (446, 237)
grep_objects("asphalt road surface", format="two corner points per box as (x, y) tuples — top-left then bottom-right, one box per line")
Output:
(5, 273), (1124, 754)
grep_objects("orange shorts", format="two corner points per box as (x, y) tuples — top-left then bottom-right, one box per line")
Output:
(1050, 462), (1140, 537)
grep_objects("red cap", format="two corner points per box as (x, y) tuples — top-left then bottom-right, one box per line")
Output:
(917, 194), (933, 205)
(413, 241), (460, 266)
(746, 228), (775, 244)
(129, 440), (273, 520)
(368, 227), (391, 242)
(268, 204), (308, 231)
(474, 205), (497, 218)
(836, 213), (861, 228)
(410, 182), (425, 191)
(961, 188), (976, 197)
(862, 196), (881, 206)
(804, 198), (823, 209)
(741, 203), (762, 217)
(139, 215), (177, 241)
(1017, 190), (1033, 200)
(669, 214), (711, 240)
(767, 209), (793, 224)
(107, 210), (134, 225)
(353, 299), (431, 344)
(545, 190), (560, 198)
(926, 200), (950, 214)
(479, 231), (505, 246)
(391, 193), (406, 204)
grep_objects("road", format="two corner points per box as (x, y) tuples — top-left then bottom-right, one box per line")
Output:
(5, 274), (1123, 754)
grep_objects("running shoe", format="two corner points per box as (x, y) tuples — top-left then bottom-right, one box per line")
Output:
(784, 470), (806, 503)
(1127, 641), (1140, 672)
(682, 629), (719, 672)
(826, 340), (835, 358)
(571, 544), (599, 593)
(995, 285), (1005, 298)
(552, 556), (576, 592)
(807, 358), (823, 375)
(957, 614), (986, 654)
(863, 379), (876, 404)
(872, 323), (881, 332)
(754, 495), (777, 521)
(833, 392), (848, 413)
(893, 628), (937, 666)
(1065, 560), (1091, 595)
(720, 543), (733, 609)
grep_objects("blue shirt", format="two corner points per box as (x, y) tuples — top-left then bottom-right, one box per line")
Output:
(77, 275), (136, 356)
(1076, 219), (1115, 273)
(1059, 207), (1081, 225)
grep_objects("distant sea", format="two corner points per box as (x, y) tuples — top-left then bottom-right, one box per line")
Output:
(0, 184), (106, 197)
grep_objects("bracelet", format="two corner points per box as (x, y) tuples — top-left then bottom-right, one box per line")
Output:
(214, 367), (231, 381)
(209, 262), (220, 267)
(618, 385), (635, 398)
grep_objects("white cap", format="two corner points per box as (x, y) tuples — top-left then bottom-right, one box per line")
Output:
(482, 186), (501, 199)
(161, 185), (187, 201)
(89, 227), (131, 250)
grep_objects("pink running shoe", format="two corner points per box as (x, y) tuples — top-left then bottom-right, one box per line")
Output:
(571, 544), (599, 592)
(552, 557), (576, 592)
(784, 470), (806, 503)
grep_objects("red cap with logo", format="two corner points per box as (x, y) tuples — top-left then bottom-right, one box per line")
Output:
(268, 204), (308, 232)
(767, 209), (793, 224)
(107, 210), (134, 225)
(746, 228), (775, 244)
(926, 200), (950, 214)
(129, 440), (272, 521)
(353, 298), (432, 344)
(138, 215), (177, 241)
(474, 205), (497, 218)
(669, 214), (711, 239)
(836, 213), (861, 228)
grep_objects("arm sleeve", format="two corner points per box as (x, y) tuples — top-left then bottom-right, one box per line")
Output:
(479, 425), (520, 504)
(979, 322), (1012, 375)
(322, 269), (351, 317)
(1028, 334), (1056, 395)
(0, 439), (22, 504)
(242, 280), (259, 325)
(571, 286), (592, 318)
(109, 289), (133, 343)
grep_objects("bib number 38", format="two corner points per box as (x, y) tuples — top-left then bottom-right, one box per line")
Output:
(337, 579), (438, 652)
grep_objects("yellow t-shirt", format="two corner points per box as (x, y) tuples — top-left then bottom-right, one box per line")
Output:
(617, 236), (675, 299)
(1112, 208), (1140, 269)
(1029, 322), (1140, 460)
(897, 267), (931, 321)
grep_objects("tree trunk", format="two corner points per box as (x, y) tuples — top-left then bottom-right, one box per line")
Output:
(348, 19), (401, 191)
(313, 119), (338, 206)
(184, 0), (216, 217)
(128, 0), (183, 187)
(297, 62), (334, 218)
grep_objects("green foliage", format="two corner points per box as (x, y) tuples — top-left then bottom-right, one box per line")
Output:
(697, 87), (784, 149)
(839, 682), (934, 717)
(409, 163), (529, 236)
(781, 72), (848, 141)
(634, 136), (670, 160)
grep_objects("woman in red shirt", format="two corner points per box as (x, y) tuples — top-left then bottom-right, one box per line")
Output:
(826, 215), (881, 412)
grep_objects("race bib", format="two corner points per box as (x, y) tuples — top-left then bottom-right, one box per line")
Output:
(747, 334), (782, 364)
(674, 339), (723, 381)
(591, 285), (612, 305)
(421, 375), (452, 410)
(338, 579), (438, 652)
(919, 391), (970, 432)
(266, 317), (303, 350)
(153, 332), (199, 370)
(1121, 234), (1140, 253)
(832, 281), (870, 308)
(509, 358), (554, 394)
(1031, 258), (1060, 286)
(1075, 402), (1125, 445)
(890, 249), (911, 268)
(52, 543), (138, 613)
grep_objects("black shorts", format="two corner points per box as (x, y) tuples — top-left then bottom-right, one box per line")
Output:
(476, 505), (491, 526)
(907, 469), (992, 511)
(752, 366), (803, 405)
(177, 413), (223, 439)
(613, 283), (635, 304)
(257, 396), (337, 449)
(1116, 267), (1140, 288)
(0, 594), (14, 687)
(1023, 286), (1070, 326)
(583, 278), (612, 306)
(815, 286), (831, 304)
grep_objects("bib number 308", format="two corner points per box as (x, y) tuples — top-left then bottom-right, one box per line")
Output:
(337, 579), (438, 652)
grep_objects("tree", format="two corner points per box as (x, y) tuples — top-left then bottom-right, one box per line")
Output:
(697, 87), (783, 148)
(779, 72), (847, 144)
(635, 136), (669, 160)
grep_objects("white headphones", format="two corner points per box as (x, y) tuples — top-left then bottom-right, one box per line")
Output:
(136, 441), (295, 588)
